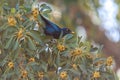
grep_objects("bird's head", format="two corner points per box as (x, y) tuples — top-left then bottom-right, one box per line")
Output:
(62, 28), (73, 36)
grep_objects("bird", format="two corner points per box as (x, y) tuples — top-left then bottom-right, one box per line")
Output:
(39, 12), (72, 39)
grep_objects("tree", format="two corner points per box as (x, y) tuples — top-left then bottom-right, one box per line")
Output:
(0, 0), (118, 80)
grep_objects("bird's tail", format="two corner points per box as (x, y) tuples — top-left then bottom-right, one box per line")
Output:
(39, 11), (50, 25)
(39, 11), (46, 21)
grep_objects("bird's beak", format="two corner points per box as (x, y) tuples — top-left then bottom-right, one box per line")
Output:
(71, 31), (75, 34)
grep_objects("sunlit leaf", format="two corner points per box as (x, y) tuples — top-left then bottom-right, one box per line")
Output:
(11, 8), (16, 14)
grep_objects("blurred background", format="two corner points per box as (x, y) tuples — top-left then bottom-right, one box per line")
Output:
(2, 0), (120, 79)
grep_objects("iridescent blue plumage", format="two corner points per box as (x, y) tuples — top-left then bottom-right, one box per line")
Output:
(39, 13), (71, 39)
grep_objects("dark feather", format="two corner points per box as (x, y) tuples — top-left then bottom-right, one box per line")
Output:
(39, 13), (71, 39)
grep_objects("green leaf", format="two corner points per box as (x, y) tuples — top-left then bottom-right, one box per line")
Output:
(93, 57), (106, 64)
(28, 62), (38, 66)
(13, 39), (19, 50)
(6, 71), (16, 79)
(90, 47), (98, 52)
(64, 34), (73, 40)
(27, 36), (36, 50)
(29, 30), (42, 43)
(13, 48), (21, 61)
(61, 51), (69, 57)
(40, 3), (47, 8)
(83, 41), (91, 52)
(101, 72), (115, 80)
(78, 36), (82, 42)
(98, 45), (104, 53)
(3, 5), (10, 11)
(69, 69), (81, 76)
(0, 23), (8, 31)
(113, 71), (119, 80)
(4, 36), (14, 49)
(42, 9), (52, 14)
(28, 73), (35, 80)
(55, 52), (60, 67)
(11, 8), (16, 14)
(23, 19), (30, 26)
(9, 37), (16, 49)
(40, 4), (52, 14)
(41, 61), (48, 72)
(0, 55), (9, 66)
(25, 21), (34, 29)
(79, 64), (87, 74)
(79, 42), (83, 47)
(25, 49), (34, 56)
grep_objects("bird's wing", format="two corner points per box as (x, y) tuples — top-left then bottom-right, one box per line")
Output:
(49, 22), (61, 32)
(44, 27), (61, 39)
(44, 25), (61, 35)
(40, 13), (61, 32)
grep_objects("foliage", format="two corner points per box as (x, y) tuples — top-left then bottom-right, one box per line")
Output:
(0, 0), (118, 80)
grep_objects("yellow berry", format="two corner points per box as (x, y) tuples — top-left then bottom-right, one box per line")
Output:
(93, 71), (100, 78)
(38, 72), (44, 79)
(17, 28), (24, 39)
(72, 64), (77, 70)
(29, 57), (35, 62)
(32, 8), (39, 19)
(60, 71), (67, 79)
(71, 48), (82, 56)
(106, 56), (113, 66)
(21, 70), (28, 78)
(57, 44), (65, 52)
(8, 61), (14, 68)
(8, 16), (16, 26)
(73, 77), (79, 80)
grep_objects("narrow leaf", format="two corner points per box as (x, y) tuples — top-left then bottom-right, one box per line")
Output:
(13, 39), (19, 50)
(64, 34), (73, 40)
(27, 36), (36, 50)
(29, 30), (42, 43)
(4, 36), (14, 49)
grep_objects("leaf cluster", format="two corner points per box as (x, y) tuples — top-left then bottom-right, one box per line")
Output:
(0, 1), (118, 80)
